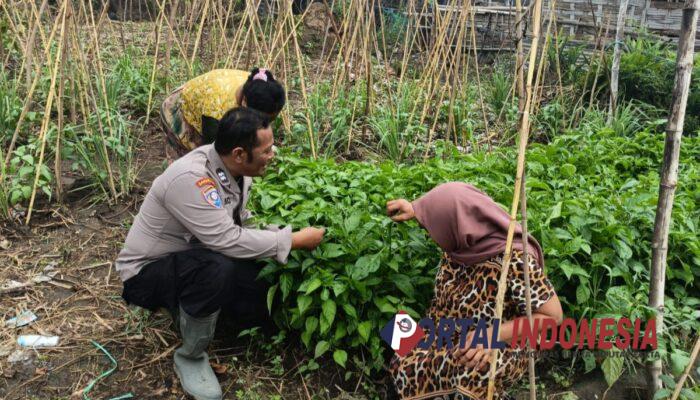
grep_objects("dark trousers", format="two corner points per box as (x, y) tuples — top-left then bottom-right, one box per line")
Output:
(122, 248), (272, 332)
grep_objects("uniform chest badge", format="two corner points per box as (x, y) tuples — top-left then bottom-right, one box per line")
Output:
(216, 168), (229, 185)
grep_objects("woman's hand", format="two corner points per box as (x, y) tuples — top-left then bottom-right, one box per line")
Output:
(386, 199), (415, 222)
(453, 331), (493, 371)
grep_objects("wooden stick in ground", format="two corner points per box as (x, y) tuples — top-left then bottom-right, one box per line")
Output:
(164, 0), (180, 91)
(608, 0), (629, 122)
(670, 335), (700, 400)
(361, 0), (375, 141)
(2, 3), (65, 170)
(519, 170), (536, 400)
(586, 16), (611, 111)
(26, 0), (68, 225)
(529, 0), (556, 116)
(145, 0), (168, 125)
(514, 0), (525, 114)
(468, 2), (492, 150)
(287, 0), (316, 159)
(190, 0), (211, 74)
(446, 0), (471, 144)
(55, 0), (72, 202)
(84, 0), (118, 199)
(486, 0), (544, 397)
(23, 0), (49, 89)
(648, 0), (699, 397)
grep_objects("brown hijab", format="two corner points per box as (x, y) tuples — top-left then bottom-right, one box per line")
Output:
(411, 182), (545, 267)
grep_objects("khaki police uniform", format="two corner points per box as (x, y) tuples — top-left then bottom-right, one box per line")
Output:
(116, 144), (292, 319)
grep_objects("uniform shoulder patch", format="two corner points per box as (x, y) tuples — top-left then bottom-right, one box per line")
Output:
(194, 177), (221, 208)
(201, 186), (222, 208)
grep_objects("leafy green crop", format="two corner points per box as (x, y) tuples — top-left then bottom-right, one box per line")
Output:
(250, 126), (699, 373)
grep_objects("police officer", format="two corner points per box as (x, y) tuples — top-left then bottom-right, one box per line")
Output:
(116, 107), (325, 400)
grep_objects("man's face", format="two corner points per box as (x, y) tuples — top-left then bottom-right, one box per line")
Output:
(239, 126), (275, 177)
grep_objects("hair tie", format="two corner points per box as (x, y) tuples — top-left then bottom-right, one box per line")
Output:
(253, 68), (268, 82)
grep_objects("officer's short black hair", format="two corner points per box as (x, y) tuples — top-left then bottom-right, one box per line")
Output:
(241, 68), (286, 116)
(215, 107), (270, 162)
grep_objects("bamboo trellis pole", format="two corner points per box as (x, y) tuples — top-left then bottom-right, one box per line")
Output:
(485, 0), (544, 398)
(23, 0), (49, 90)
(84, 0), (118, 199)
(647, 0), (699, 396)
(608, 0), (629, 121)
(287, 0), (316, 159)
(190, 0), (211, 74)
(26, 0), (68, 224)
(55, 0), (72, 202)
(164, 0), (180, 91)
(515, 0), (525, 114)
(2, 5), (65, 169)
(520, 170), (536, 400)
(145, 0), (168, 125)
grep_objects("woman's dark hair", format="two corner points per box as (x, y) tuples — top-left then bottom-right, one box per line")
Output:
(215, 107), (270, 161)
(241, 68), (286, 116)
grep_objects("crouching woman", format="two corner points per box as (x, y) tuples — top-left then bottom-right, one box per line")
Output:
(386, 182), (563, 400)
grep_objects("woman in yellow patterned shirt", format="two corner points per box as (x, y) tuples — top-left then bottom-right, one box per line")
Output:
(161, 68), (285, 159)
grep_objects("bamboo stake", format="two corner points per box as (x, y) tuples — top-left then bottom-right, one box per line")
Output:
(55, 1), (72, 202)
(2, 9), (64, 169)
(145, 0), (168, 125)
(530, 0), (556, 116)
(164, 0), (180, 91)
(190, 0), (211, 74)
(608, 0), (629, 121)
(520, 170), (536, 400)
(287, 0), (316, 159)
(587, 17), (611, 111)
(468, 3), (491, 149)
(648, 1), (699, 397)
(360, 0), (375, 141)
(446, 0), (471, 144)
(552, 19), (564, 100)
(26, 0), (68, 224)
(23, 0), (49, 89)
(486, 0), (544, 397)
(670, 335), (700, 400)
(84, 0), (118, 199)
(514, 0), (525, 114)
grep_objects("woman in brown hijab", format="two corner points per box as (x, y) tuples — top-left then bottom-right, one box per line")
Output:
(386, 182), (563, 400)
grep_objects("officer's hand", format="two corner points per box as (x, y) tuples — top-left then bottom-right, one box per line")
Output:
(292, 227), (325, 250)
(386, 199), (415, 222)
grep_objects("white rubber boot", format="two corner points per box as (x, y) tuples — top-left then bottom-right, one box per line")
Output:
(173, 306), (222, 400)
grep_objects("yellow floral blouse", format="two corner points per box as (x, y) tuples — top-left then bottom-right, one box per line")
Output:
(181, 69), (249, 133)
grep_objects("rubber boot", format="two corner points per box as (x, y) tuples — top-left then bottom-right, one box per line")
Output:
(173, 306), (222, 400)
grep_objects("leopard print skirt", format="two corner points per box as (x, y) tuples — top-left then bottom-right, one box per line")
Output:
(390, 250), (555, 400)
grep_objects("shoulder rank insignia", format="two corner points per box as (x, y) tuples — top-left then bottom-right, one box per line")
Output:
(216, 168), (229, 185)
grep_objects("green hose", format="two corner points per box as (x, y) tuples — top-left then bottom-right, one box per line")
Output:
(82, 340), (134, 400)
